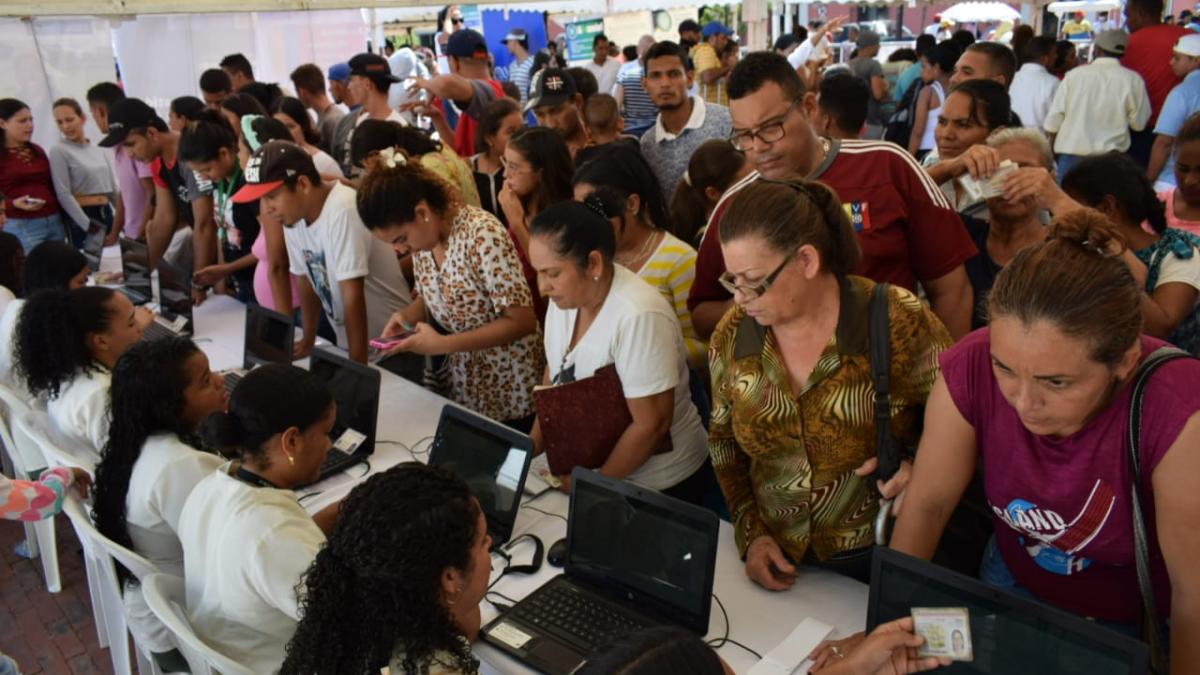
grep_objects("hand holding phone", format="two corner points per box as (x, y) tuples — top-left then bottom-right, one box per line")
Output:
(369, 331), (415, 351)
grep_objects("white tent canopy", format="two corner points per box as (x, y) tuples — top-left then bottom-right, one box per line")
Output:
(1046, 0), (1122, 13)
(941, 1), (1021, 23)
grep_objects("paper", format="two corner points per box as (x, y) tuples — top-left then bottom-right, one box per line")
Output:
(975, 159), (1018, 199)
(529, 454), (562, 489)
(747, 617), (834, 675)
(487, 621), (533, 649)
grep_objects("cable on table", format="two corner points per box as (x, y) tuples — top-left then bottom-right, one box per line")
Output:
(706, 593), (763, 659)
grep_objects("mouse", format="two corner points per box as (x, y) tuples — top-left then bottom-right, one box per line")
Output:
(547, 537), (568, 567)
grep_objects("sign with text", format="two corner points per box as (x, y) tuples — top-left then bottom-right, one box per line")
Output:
(565, 18), (604, 62)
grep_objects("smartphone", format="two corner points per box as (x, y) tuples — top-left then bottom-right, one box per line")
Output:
(369, 332), (414, 351)
(21, 195), (46, 207)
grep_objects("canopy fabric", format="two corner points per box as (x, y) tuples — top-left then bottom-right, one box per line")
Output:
(1045, 0), (1122, 12)
(941, 1), (1021, 22)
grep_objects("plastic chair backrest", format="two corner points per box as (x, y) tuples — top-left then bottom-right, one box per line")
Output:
(0, 382), (41, 475)
(59, 494), (160, 581)
(140, 573), (257, 675)
(16, 409), (97, 474)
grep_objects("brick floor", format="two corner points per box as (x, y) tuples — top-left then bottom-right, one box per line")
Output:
(1, 516), (118, 675)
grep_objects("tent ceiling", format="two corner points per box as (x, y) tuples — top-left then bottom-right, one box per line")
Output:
(1, 0), (447, 17)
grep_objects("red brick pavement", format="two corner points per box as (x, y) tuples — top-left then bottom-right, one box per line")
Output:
(0, 516), (118, 675)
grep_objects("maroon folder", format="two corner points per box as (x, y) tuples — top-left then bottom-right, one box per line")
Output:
(534, 364), (632, 476)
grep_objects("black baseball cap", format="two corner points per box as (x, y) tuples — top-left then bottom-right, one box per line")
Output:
(526, 68), (577, 113)
(679, 19), (702, 34)
(98, 98), (165, 148)
(447, 28), (489, 59)
(232, 140), (317, 203)
(348, 53), (400, 83)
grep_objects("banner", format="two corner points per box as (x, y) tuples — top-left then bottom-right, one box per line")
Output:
(565, 18), (605, 62)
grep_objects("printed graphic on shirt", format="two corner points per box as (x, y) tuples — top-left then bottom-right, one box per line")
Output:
(302, 249), (335, 319)
(991, 479), (1116, 576)
(843, 202), (872, 232)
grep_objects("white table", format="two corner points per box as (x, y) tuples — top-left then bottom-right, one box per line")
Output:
(191, 298), (870, 674)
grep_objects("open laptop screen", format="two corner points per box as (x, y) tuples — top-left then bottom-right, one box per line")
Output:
(869, 548), (1148, 675)
(244, 306), (294, 369)
(308, 349), (379, 456)
(566, 471), (718, 633)
(428, 407), (531, 542)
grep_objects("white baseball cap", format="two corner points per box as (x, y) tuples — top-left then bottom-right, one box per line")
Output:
(1175, 33), (1200, 57)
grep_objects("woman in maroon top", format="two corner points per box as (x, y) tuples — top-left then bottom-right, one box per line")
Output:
(892, 210), (1200, 673)
(0, 100), (65, 252)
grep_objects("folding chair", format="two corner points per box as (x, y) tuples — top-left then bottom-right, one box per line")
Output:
(0, 384), (58, 593)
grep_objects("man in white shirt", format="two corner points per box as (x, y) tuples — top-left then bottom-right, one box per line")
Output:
(1010, 36), (1060, 130)
(234, 141), (411, 364)
(586, 33), (622, 95)
(1044, 30), (1151, 179)
(347, 52), (406, 126)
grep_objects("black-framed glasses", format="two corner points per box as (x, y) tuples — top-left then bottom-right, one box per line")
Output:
(451, 17), (465, 24)
(718, 249), (797, 300)
(728, 101), (801, 152)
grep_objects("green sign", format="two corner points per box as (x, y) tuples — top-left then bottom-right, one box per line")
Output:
(565, 18), (605, 62)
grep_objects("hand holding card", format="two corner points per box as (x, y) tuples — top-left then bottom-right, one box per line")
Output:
(912, 607), (973, 662)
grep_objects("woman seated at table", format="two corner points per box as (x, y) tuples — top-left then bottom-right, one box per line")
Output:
(1060, 152), (1200, 354)
(891, 210), (1200, 673)
(709, 179), (951, 589)
(281, 463), (490, 675)
(356, 150), (542, 431)
(0, 241), (88, 390)
(13, 287), (150, 456)
(921, 80), (1011, 218)
(181, 363), (339, 675)
(179, 111), (262, 303)
(572, 145), (706, 370)
(91, 337), (227, 663)
(350, 119), (481, 207)
(527, 200), (713, 502)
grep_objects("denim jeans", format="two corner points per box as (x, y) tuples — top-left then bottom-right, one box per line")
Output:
(1056, 154), (1087, 184)
(5, 213), (65, 252)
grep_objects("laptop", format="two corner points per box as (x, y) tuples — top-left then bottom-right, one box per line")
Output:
(481, 468), (720, 674)
(868, 548), (1149, 675)
(306, 347), (381, 482)
(427, 405), (533, 549)
(223, 305), (296, 393)
(118, 237), (152, 305)
(141, 258), (194, 341)
(82, 230), (105, 272)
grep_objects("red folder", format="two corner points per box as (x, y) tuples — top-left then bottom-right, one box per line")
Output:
(534, 364), (631, 476)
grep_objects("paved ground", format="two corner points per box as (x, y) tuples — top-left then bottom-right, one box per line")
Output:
(0, 516), (118, 675)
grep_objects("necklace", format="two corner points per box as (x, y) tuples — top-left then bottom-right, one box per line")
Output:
(616, 229), (661, 269)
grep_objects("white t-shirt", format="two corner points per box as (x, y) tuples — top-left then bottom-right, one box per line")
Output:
(123, 432), (223, 651)
(1154, 248), (1200, 293)
(788, 36), (832, 68)
(543, 266), (708, 490)
(283, 183), (411, 346)
(586, 58), (622, 95)
(310, 149), (345, 179)
(46, 366), (110, 460)
(0, 286), (15, 317)
(180, 464), (325, 675)
(0, 298), (24, 391)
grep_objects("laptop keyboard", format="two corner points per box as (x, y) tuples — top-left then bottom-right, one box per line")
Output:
(511, 582), (646, 651)
(321, 448), (356, 473)
(224, 371), (243, 394)
(143, 320), (178, 342)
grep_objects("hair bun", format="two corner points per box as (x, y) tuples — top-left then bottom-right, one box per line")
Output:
(1047, 208), (1126, 258)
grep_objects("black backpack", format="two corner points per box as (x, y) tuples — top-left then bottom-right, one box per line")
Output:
(883, 78), (926, 146)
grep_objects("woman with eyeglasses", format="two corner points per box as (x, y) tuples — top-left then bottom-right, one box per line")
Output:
(709, 179), (951, 590)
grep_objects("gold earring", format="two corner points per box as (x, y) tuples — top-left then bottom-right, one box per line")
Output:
(286, 453), (295, 467)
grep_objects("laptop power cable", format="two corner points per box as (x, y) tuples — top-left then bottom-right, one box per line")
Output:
(706, 593), (763, 659)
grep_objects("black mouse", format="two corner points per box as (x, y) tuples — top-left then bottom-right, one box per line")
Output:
(547, 537), (568, 567)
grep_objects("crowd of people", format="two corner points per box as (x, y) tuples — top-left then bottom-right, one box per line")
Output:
(2, 0), (1200, 672)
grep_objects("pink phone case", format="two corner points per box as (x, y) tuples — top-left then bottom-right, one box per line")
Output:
(370, 332), (412, 350)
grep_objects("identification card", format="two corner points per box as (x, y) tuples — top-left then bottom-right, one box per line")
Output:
(333, 428), (367, 453)
(912, 607), (973, 661)
(976, 159), (1018, 199)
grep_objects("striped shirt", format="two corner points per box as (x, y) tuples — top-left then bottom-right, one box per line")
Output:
(635, 232), (705, 369)
(509, 54), (536, 104)
(617, 61), (657, 128)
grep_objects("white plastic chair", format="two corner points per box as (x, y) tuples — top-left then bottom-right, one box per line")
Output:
(0, 383), (59, 593)
(59, 494), (168, 675)
(140, 573), (257, 675)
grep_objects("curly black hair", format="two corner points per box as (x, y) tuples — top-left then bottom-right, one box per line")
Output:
(92, 337), (201, 586)
(13, 287), (117, 399)
(23, 240), (86, 293)
(281, 463), (482, 675)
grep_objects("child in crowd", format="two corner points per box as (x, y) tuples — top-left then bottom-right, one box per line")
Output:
(575, 93), (639, 166)
(1161, 112), (1200, 236)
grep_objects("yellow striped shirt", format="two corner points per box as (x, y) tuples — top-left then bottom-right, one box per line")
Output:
(637, 232), (706, 369)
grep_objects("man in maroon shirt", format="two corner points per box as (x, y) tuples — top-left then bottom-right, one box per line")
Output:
(688, 52), (975, 340)
(1123, 0), (1191, 166)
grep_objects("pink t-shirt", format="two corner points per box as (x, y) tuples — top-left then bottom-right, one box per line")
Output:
(941, 329), (1200, 622)
(113, 145), (153, 238)
(251, 229), (299, 312)
(1159, 187), (1200, 238)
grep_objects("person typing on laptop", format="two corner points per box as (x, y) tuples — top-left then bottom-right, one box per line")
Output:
(233, 140), (411, 363)
(282, 463), (490, 675)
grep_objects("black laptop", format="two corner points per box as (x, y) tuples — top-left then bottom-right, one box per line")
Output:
(427, 405), (533, 549)
(868, 548), (1150, 675)
(307, 347), (381, 482)
(118, 237), (152, 305)
(224, 305), (296, 393)
(481, 468), (720, 674)
(140, 258), (194, 340)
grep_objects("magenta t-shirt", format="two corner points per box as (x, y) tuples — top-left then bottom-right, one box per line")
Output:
(941, 328), (1200, 622)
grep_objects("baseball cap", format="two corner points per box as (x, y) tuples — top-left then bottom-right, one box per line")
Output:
(703, 21), (733, 39)
(98, 98), (164, 148)
(232, 140), (317, 203)
(1094, 29), (1129, 56)
(328, 62), (351, 83)
(446, 28), (489, 59)
(679, 19), (702, 34)
(502, 28), (529, 47)
(349, 53), (400, 83)
(525, 67), (577, 113)
(857, 30), (881, 49)
(1175, 33), (1200, 57)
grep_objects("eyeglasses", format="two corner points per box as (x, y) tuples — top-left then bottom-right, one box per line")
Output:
(718, 249), (796, 300)
(451, 17), (465, 25)
(501, 158), (534, 175)
(728, 101), (801, 152)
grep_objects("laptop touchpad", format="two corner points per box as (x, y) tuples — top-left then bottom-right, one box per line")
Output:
(530, 638), (585, 673)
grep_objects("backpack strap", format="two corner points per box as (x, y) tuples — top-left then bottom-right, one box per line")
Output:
(869, 283), (900, 482)
(1127, 346), (1190, 674)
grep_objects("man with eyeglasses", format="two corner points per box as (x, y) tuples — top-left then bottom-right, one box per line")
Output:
(638, 41), (733, 203)
(687, 51), (976, 341)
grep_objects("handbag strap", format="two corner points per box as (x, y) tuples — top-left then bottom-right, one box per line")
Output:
(1127, 345), (1190, 673)
(869, 283), (901, 482)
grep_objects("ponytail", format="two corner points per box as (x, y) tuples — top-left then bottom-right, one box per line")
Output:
(14, 287), (116, 399)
